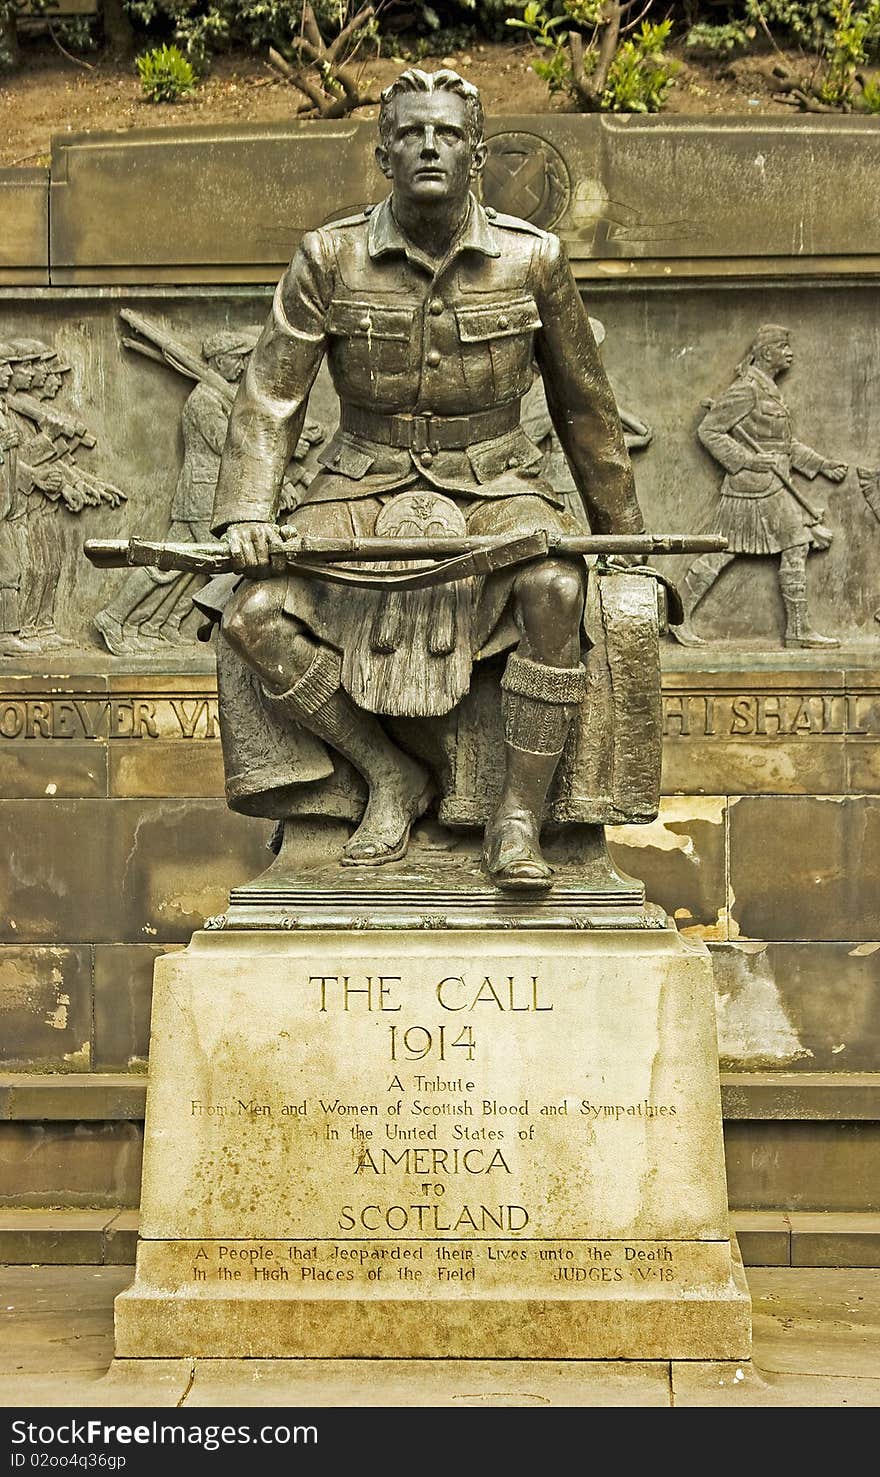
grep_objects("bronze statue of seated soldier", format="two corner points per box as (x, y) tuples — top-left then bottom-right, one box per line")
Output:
(195, 67), (652, 891)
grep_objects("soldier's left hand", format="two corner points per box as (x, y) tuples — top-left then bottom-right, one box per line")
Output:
(822, 461), (847, 482)
(605, 553), (648, 570)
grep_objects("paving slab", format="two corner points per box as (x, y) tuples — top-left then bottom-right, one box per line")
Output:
(184, 1358), (670, 1408)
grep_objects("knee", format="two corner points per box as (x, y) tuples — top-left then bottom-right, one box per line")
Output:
(221, 582), (278, 655)
(517, 558), (586, 625)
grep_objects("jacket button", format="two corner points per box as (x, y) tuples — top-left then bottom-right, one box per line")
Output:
(428, 298), (443, 316)
(497, 315), (510, 330)
(506, 454), (520, 469)
(358, 316), (371, 331)
(419, 449), (434, 465)
(426, 349), (441, 367)
(332, 453), (341, 465)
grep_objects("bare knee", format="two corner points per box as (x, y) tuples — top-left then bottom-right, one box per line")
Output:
(222, 581), (280, 656)
(515, 558), (586, 627)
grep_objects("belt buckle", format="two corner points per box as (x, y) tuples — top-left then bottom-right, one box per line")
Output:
(409, 412), (439, 455)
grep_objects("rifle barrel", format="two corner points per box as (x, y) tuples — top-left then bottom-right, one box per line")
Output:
(84, 532), (727, 571)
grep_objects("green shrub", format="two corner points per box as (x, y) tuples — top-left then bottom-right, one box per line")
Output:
(136, 42), (196, 101)
(860, 74), (880, 110)
(685, 20), (756, 56)
(602, 18), (678, 112)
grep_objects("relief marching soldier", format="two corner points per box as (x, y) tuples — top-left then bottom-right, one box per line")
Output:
(94, 328), (262, 654)
(198, 68), (647, 891)
(673, 323), (847, 649)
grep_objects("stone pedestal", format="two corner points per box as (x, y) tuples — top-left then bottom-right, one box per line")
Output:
(115, 927), (750, 1360)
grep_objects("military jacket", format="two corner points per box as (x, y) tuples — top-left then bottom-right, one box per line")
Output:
(212, 195), (642, 537)
(698, 366), (826, 500)
(172, 382), (230, 522)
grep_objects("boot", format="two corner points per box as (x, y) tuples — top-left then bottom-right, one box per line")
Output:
(782, 596), (840, 649)
(264, 646), (432, 866)
(669, 564), (716, 647)
(483, 653), (587, 891)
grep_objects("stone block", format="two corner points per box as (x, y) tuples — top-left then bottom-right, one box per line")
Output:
(48, 117), (880, 284)
(712, 942), (880, 1072)
(108, 741), (225, 798)
(789, 1212), (880, 1267)
(116, 927), (749, 1360)
(728, 796), (880, 941)
(660, 670), (850, 796)
(104, 1210), (140, 1265)
(724, 1122), (880, 1213)
(93, 944), (178, 1069)
(0, 1210), (109, 1264)
(0, 1122), (143, 1208)
(0, 798), (269, 944)
(730, 1212), (790, 1268)
(0, 746), (108, 800)
(0, 1074), (147, 1120)
(608, 796), (728, 938)
(0, 169), (49, 285)
(0, 947), (91, 1071)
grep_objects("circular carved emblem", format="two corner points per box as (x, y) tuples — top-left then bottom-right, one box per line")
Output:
(482, 132), (571, 230)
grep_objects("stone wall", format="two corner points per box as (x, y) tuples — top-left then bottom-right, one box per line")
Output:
(0, 116), (878, 1256)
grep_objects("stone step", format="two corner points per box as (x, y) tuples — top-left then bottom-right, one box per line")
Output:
(2, 1210), (879, 1269)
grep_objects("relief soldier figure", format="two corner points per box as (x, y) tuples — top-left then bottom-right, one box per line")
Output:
(0, 339), (125, 655)
(96, 323), (324, 655)
(674, 324), (847, 649)
(200, 68), (647, 891)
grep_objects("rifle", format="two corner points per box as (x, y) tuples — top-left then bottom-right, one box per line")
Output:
(85, 531), (727, 595)
(119, 309), (235, 407)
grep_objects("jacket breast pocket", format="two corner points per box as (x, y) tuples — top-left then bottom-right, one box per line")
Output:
(325, 300), (414, 381)
(455, 296), (542, 401)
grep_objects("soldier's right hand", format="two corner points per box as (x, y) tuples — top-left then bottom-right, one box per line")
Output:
(751, 452), (789, 479)
(226, 521), (286, 576)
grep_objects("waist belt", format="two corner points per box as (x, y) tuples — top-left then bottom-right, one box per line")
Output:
(340, 402), (520, 451)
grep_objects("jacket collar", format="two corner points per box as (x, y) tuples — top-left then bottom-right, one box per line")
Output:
(368, 193), (501, 264)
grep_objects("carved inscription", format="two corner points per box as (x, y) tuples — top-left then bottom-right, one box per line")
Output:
(171, 964), (693, 1296)
(1, 688), (875, 743)
(662, 691), (873, 738)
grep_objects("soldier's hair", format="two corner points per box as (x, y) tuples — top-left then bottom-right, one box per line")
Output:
(379, 69), (484, 150)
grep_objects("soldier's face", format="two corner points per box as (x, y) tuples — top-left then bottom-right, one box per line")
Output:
(214, 352), (246, 383)
(763, 340), (793, 375)
(377, 92), (485, 206)
(0, 366), (10, 392)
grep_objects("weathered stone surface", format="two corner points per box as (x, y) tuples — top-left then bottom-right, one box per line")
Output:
(0, 170), (49, 285)
(0, 1122), (143, 1208)
(608, 797), (728, 939)
(0, 798), (269, 943)
(728, 796), (880, 942)
(48, 118), (880, 284)
(93, 945), (177, 1069)
(0, 1073), (146, 1120)
(660, 669), (851, 796)
(713, 944), (880, 1072)
(108, 741), (225, 799)
(116, 927), (749, 1360)
(724, 1122), (880, 1213)
(0, 947), (91, 1071)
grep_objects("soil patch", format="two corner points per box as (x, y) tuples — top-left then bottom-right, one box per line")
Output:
(0, 37), (830, 171)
